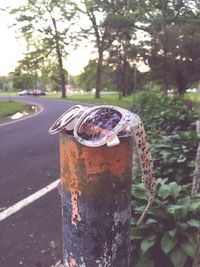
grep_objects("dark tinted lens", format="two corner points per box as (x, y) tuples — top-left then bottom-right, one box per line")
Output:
(77, 108), (122, 141)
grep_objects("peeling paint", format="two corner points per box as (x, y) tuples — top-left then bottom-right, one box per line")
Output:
(113, 205), (131, 227)
(60, 138), (80, 192)
(79, 257), (86, 267)
(71, 191), (81, 227)
(95, 242), (112, 267)
(114, 233), (122, 246)
(69, 258), (77, 267)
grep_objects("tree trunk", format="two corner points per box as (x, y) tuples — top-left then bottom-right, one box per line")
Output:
(192, 120), (200, 195)
(192, 120), (200, 267)
(52, 18), (66, 98)
(95, 51), (103, 99)
(162, 78), (168, 95)
(197, 83), (200, 96)
(116, 65), (123, 100)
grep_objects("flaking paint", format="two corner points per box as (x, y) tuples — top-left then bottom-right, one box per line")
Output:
(71, 191), (81, 227)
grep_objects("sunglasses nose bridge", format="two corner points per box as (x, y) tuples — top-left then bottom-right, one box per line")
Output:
(65, 117), (79, 131)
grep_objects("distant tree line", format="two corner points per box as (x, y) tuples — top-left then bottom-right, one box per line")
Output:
(5, 0), (200, 98)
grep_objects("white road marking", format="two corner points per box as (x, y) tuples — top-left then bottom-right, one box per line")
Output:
(0, 179), (60, 222)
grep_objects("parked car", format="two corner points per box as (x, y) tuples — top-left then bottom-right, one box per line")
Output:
(19, 89), (33, 96)
(32, 89), (46, 96)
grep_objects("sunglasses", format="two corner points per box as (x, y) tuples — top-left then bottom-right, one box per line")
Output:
(49, 104), (156, 225)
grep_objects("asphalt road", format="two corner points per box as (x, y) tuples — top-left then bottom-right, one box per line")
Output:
(0, 96), (77, 267)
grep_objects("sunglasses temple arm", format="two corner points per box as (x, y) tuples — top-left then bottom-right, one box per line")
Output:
(132, 122), (156, 225)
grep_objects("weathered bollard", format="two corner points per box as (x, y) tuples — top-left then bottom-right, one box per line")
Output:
(60, 133), (133, 267)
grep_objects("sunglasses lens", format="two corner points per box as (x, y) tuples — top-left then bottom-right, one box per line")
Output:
(77, 108), (122, 141)
(49, 106), (80, 133)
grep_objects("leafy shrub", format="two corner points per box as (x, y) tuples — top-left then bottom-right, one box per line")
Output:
(132, 92), (198, 184)
(131, 92), (200, 267)
(131, 179), (200, 267)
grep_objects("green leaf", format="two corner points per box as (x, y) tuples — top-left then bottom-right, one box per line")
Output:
(136, 256), (154, 267)
(167, 205), (183, 216)
(187, 219), (200, 228)
(161, 233), (178, 254)
(145, 218), (157, 224)
(189, 201), (200, 211)
(158, 184), (170, 200)
(131, 228), (143, 240)
(177, 197), (191, 207)
(177, 155), (187, 163)
(181, 241), (196, 258)
(169, 247), (188, 267)
(178, 223), (188, 231)
(169, 182), (181, 198)
(188, 235), (198, 247)
(140, 235), (156, 255)
(132, 184), (148, 200)
(168, 229), (177, 238)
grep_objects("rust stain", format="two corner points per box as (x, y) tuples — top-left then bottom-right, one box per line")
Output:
(60, 135), (133, 194)
(60, 137), (80, 191)
(82, 144), (132, 177)
(69, 258), (77, 267)
(71, 191), (81, 227)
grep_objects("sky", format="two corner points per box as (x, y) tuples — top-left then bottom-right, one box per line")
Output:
(0, 1), (148, 77)
(0, 1), (92, 77)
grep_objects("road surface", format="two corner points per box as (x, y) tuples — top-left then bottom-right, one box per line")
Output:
(0, 96), (77, 267)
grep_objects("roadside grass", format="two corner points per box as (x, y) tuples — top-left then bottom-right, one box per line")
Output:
(46, 91), (134, 109)
(68, 93), (134, 109)
(185, 92), (200, 103)
(0, 100), (28, 117)
(185, 92), (200, 115)
(0, 91), (134, 109)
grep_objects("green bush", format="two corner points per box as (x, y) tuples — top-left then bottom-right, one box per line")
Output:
(132, 92), (198, 184)
(131, 179), (200, 267)
(131, 92), (200, 266)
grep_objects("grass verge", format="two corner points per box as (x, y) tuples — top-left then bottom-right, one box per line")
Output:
(0, 100), (28, 117)
(46, 92), (135, 109)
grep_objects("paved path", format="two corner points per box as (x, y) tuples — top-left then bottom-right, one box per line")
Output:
(0, 96), (76, 267)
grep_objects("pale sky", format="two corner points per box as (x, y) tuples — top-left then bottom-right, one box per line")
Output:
(0, 1), (92, 76)
(0, 1), (148, 76)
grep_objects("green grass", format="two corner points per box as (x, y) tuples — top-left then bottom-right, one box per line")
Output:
(0, 100), (28, 117)
(185, 92), (200, 101)
(184, 92), (200, 114)
(0, 91), (134, 109)
(46, 91), (135, 109)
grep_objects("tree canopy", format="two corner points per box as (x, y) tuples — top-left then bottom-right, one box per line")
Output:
(9, 0), (77, 97)
(8, 0), (200, 96)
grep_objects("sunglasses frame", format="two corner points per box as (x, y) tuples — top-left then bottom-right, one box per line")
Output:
(49, 105), (88, 135)
(73, 105), (141, 147)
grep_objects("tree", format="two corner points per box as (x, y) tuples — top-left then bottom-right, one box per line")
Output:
(137, 0), (200, 94)
(12, 69), (35, 90)
(75, 59), (115, 91)
(81, 0), (130, 98)
(108, 31), (139, 98)
(9, 0), (76, 98)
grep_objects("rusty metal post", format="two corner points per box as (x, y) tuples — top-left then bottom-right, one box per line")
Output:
(59, 133), (133, 267)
